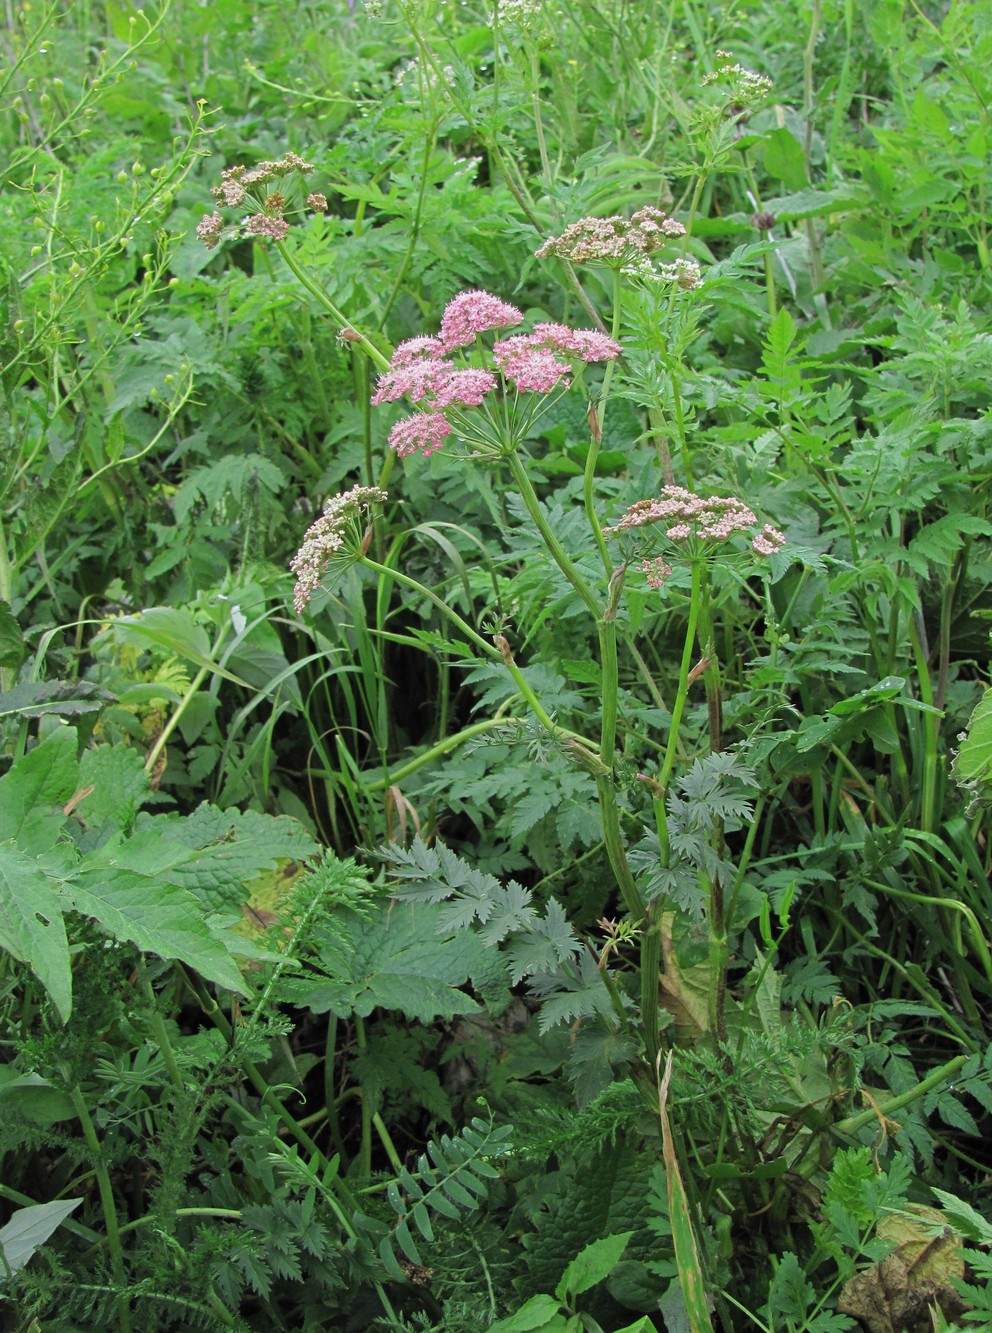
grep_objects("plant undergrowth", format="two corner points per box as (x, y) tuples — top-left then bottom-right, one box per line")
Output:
(2, 0), (992, 1329)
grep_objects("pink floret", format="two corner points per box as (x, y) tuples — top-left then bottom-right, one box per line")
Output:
(433, 367), (497, 408)
(532, 323), (622, 362)
(388, 412), (452, 458)
(391, 335), (447, 367)
(496, 343), (572, 393)
(440, 289), (523, 349)
(371, 358), (447, 406)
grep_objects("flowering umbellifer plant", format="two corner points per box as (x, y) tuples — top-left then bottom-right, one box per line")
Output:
(372, 288), (621, 459)
(290, 260), (790, 1071)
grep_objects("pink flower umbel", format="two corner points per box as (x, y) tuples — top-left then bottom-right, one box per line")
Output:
(392, 335), (447, 367)
(433, 367), (497, 408)
(373, 291), (623, 461)
(536, 207), (685, 267)
(439, 290), (523, 349)
(371, 358), (449, 406)
(291, 485), (387, 612)
(388, 412), (452, 458)
(494, 342), (572, 393)
(604, 485), (786, 570)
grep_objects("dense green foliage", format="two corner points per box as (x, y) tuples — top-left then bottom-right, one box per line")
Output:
(2, 0), (992, 1329)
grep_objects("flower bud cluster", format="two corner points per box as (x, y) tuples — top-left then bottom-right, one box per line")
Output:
(535, 207), (685, 267)
(604, 485), (785, 560)
(199, 152), (324, 250)
(701, 50), (773, 109)
(290, 485), (388, 612)
(372, 290), (622, 459)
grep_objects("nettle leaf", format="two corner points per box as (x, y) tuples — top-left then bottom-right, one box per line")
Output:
(298, 900), (489, 1021)
(0, 679), (113, 723)
(0, 726), (78, 854)
(75, 743), (150, 831)
(0, 845), (71, 1021)
(62, 860), (249, 997)
(135, 804), (320, 912)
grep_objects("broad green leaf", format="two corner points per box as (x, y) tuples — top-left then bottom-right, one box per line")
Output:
(828, 676), (905, 716)
(614, 1321), (661, 1333)
(556, 1231), (633, 1302)
(0, 679), (114, 722)
(0, 1071), (75, 1126)
(102, 607), (250, 686)
(135, 805), (320, 912)
(762, 127), (807, 190)
(300, 901), (487, 1022)
(0, 1198), (82, 1281)
(488, 1293), (565, 1332)
(76, 743), (150, 830)
(0, 726), (77, 853)
(62, 863), (249, 996)
(0, 600), (26, 670)
(0, 845), (71, 1021)
(952, 687), (992, 813)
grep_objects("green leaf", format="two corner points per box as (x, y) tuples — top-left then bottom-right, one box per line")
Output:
(0, 600), (26, 670)
(0, 845), (71, 1021)
(63, 852), (249, 995)
(762, 127), (808, 190)
(0, 726), (77, 853)
(103, 607), (250, 686)
(556, 1232), (634, 1302)
(0, 1199), (82, 1281)
(300, 900), (488, 1022)
(953, 687), (992, 814)
(0, 1071), (76, 1126)
(488, 1293), (564, 1332)
(136, 804), (320, 913)
(0, 679), (113, 723)
(828, 676), (905, 716)
(76, 743), (150, 830)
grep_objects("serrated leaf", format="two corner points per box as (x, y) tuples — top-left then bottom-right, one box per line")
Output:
(0, 726), (77, 853)
(75, 743), (150, 830)
(62, 863), (249, 996)
(300, 900), (487, 1022)
(0, 679), (112, 722)
(136, 804), (320, 912)
(0, 845), (71, 1021)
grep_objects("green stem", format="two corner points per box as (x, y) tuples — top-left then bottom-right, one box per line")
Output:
(505, 451), (602, 619)
(70, 1085), (132, 1332)
(144, 662), (210, 776)
(355, 1015), (373, 1180)
(136, 961), (184, 1093)
(835, 1055), (969, 1136)
(274, 240), (390, 371)
(583, 272), (623, 579)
